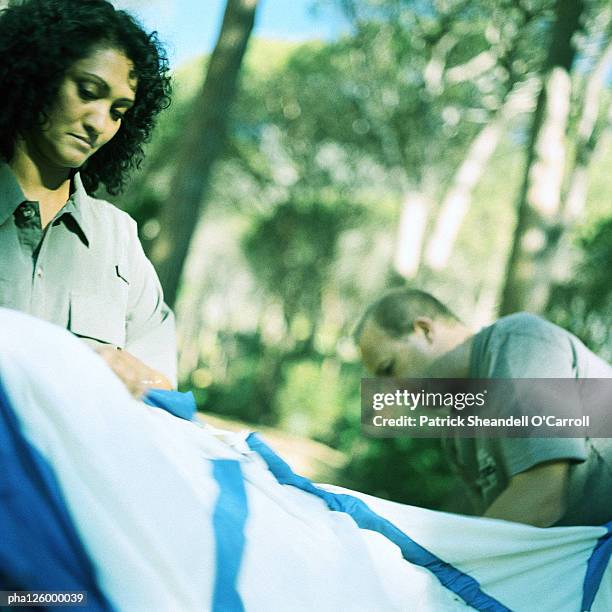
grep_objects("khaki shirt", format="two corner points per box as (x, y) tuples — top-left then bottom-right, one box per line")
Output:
(0, 163), (177, 385)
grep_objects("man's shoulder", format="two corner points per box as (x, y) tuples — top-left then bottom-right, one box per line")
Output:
(476, 312), (612, 378)
(471, 313), (576, 378)
(489, 312), (571, 341)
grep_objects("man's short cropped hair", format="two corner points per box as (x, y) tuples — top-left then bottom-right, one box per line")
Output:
(354, 288), (460, 341)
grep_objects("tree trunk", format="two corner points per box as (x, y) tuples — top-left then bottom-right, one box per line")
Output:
(151, 0), (259, 307)
(499, 0), (584, 315)
(550, 32), (612, 285)
(423, 117), (505, 271)
(393, 190), (430, 279)
(423, 79), (541, 271)
(563, 34), (612, 225)
(417, 5), (540, 275)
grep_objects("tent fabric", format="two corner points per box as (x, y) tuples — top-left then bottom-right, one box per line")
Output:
(582, 524), (612, 611)
(246, 433), (510, 612)
(0, 379), (112, 611)
(0, 307), (610, 611)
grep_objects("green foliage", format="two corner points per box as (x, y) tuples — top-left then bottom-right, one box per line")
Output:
(546, 216), (612, 360)
(260, 27), (483, 186)
(202, 331), (282, 425)
(276, 358), (360, 439)
(338, 437), (458, 509)
(242, 198), (361, 324)
(330, 402), (457, 508)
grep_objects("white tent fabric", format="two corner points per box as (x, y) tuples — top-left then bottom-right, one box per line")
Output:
(0, 307), (610, 611)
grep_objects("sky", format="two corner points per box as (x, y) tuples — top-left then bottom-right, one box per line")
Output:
(115, 0), (350, 68)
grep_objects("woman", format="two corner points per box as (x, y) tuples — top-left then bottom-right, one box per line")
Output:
(0, 0), (175, 396)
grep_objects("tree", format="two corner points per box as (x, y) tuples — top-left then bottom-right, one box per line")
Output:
(423, 85), (535, 271)
(257, 0), (553, 281)
(550, 14), (612, 287)
(150, 0), (259, 307)
(500, 0), (586, 314)
(562, 10), (612, 228)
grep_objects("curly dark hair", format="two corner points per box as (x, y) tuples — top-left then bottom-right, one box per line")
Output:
(0, 0), (171, 195)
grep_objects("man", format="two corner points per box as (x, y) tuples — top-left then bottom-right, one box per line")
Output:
(355, 288), (612, 527)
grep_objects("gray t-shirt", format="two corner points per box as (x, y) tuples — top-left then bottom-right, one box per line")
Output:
(449, 313), (612, 526)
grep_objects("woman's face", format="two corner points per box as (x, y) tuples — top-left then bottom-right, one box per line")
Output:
(26, 46), (137, 171)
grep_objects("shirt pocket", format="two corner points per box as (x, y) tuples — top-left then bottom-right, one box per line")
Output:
(115, 262), (130, 286)
(0, 277), (17, 310)
(69, 290), (127, 347)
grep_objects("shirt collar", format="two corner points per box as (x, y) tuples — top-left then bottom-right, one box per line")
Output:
(0, 163), (26, 226)
(0, 163), (92, 246)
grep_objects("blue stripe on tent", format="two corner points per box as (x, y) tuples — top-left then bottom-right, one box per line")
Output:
(0, 379), (113, 610)
(211, 459), (248, 612)
(581, 521), (612, 612)
(247, 433), (510, 612)
(142, 389), (197, 421)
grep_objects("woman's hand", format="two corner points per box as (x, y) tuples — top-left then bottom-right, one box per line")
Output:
(95, 345), (173, 398)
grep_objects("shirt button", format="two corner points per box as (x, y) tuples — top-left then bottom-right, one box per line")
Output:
(36, 267), (43, 278)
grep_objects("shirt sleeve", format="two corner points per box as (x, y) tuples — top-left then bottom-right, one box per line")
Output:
(489, 332), (576, 378)
(499, 437), (588, 477)
(123, 219), (177, 386)
(487, 327), (587, 475)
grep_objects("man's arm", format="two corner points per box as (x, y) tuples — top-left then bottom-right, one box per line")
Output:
(483, 460), (570, 527)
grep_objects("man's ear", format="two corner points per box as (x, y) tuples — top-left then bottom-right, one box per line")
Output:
(413, 316), (434, 343)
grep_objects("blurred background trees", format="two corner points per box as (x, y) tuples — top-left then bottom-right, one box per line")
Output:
(115, 0), (612, 510)
(150, 0), (259, 308)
